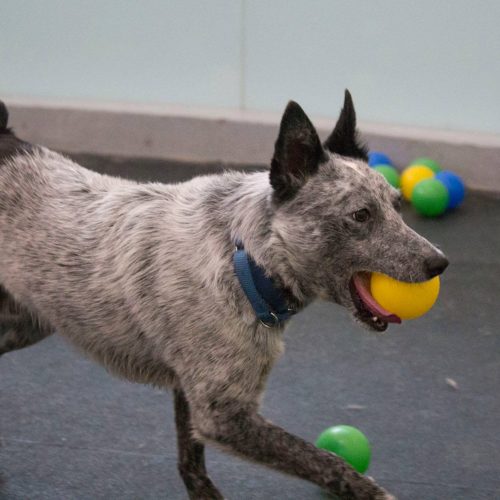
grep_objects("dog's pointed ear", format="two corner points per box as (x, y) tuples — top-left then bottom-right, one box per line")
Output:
(323, 89), (368, 161)
(270, 101), (325, 201)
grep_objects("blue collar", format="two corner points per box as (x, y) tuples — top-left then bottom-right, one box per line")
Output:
(233, 241), (296, 327)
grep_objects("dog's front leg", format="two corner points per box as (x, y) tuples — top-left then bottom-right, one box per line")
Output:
(174, 388), (225, 499)
(191, 399), (393, 500)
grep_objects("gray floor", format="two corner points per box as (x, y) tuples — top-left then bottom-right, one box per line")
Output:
(1, 155), (500, 500)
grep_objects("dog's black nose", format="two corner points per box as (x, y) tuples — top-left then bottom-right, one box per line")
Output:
(425, 254), (449, 278)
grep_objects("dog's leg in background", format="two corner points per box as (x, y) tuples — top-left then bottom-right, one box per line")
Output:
(191, 398), (393, 500)
(0, 286), (53, 356)
(174, 388), (224, 500)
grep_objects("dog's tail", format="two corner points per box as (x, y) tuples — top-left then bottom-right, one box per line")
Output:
(0, 101), (10, 134)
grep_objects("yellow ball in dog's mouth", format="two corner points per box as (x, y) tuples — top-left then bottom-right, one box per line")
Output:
(370, 272), (440, 320)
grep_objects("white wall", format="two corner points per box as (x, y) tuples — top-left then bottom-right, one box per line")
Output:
(1, 0), (500, 134)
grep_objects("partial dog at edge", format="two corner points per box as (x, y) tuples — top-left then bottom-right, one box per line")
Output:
(0, 91), (448, 499)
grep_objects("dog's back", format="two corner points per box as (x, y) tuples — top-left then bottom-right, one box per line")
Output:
(0, 139), (182, 381)
(0, 103), (278, 392)
(0, 103), (175, 371)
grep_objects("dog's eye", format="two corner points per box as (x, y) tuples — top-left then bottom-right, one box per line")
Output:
(352, 208), (371, 222)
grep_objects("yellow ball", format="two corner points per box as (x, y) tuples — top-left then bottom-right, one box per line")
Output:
(400, 165), (435, 201)
(370, 272), (440, 320)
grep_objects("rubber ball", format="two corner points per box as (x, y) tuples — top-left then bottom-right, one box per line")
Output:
(370, 272), (440, 320)
(373, 164), (400, 188)
(316, 425), (371, 473)
(410, 157), (442, 174)
(435, 171), (465, 210)
(368, 151), (392, 167)
(412, 178), (449, 217)
(400, 165), (435, 200)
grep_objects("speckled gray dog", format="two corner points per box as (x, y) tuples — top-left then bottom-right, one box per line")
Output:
(0, 92), (447, 499)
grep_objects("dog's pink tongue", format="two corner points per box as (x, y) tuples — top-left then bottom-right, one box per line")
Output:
(353, 274), (402, 324)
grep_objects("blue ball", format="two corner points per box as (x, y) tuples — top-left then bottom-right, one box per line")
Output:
(435, 171), (466, 210)
(368, 151), (393, 167)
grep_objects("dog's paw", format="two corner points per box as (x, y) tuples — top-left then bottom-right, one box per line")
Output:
(365, 476), (397, 500)
(373, 487), (397, 500)
(375, 494), (396, 500)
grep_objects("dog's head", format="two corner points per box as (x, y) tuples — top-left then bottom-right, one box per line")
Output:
(269, 90), (448, 332)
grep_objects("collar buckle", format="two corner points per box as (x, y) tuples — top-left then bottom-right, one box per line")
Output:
(233, 240), (296, 328)
(259, 312), (279, 328)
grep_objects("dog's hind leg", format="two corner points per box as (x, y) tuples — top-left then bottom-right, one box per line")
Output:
(174, 388), (224, 500)
(0, 285), (53, 356)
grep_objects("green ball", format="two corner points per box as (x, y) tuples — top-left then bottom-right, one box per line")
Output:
(411, 178), (449, 217)
(410, 157), (442, 174)
(373, 164), (401, 188)
(315, 425), (371, 473)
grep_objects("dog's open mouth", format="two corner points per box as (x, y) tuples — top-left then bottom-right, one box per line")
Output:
(349, 272), (402, 332)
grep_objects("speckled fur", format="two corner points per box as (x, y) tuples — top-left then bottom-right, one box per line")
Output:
(0, 93), (447, 499)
